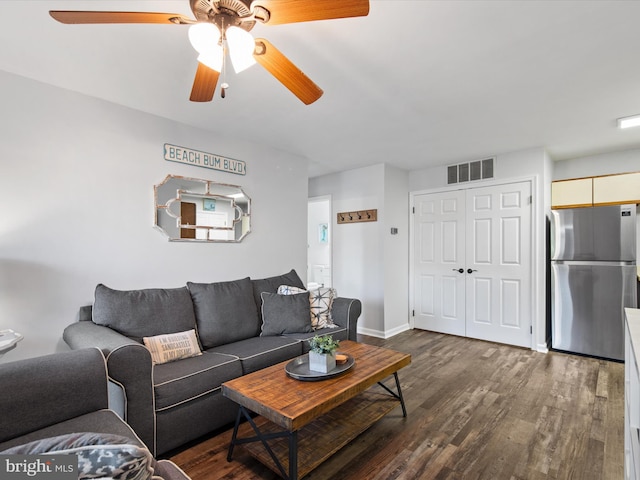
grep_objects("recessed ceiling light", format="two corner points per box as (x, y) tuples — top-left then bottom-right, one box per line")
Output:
(617, 114), (640, 129)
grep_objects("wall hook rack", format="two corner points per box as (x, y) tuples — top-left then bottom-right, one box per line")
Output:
(337, 209), (377, 224)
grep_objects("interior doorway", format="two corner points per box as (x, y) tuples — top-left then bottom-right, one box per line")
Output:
(308, 196), (332, 288)
(180, 202), (196, 239)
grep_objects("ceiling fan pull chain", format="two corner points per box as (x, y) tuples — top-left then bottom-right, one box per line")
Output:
(220, 19), (228, 99)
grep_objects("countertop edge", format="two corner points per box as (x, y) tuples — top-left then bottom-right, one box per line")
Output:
(625, 308), (640, 362)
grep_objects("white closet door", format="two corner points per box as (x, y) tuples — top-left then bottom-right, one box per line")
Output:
(413, 180), (532, 348)
(465, 181), (532, 347)
(413, 190), (466, 336)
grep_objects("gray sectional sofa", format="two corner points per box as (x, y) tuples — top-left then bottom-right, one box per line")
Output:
(63, 270), (362, 457)
(0, 348), (189, 480)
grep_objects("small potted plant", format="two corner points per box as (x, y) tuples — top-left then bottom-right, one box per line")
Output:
(307, 335), (340, 373)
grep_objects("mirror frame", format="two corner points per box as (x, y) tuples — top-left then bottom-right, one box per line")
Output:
(154, 174), (251, 243)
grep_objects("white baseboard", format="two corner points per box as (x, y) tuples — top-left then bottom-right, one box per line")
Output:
(357, 323), (411, 340)
(536, 342), (549, 354)
(357, 327), (385, 338)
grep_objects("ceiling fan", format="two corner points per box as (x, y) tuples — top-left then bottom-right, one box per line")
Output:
(49, 0), (370, 104)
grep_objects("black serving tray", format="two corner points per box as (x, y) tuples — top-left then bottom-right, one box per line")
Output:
(285, 353), (355, 381)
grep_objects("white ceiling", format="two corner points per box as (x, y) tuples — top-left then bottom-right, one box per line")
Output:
(3, 1), (640, 177)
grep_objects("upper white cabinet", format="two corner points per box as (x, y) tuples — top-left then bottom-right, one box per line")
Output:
(551, 177), (593, 208)
(593, 172), (640, 205)
(552, 172), (640, 209)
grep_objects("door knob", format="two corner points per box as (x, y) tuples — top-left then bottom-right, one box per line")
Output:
(452, 268), (464, 273)
(467, 269), (478, 274)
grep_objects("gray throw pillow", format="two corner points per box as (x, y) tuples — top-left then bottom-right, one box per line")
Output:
(260, 291), (313, 336)
(92, 284), (197, 343)
(187, 277), (261, 348)
(251, 269), (305, 318)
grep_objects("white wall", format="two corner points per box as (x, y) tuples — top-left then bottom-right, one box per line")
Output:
(310, 164), (385, 334)
(553, 148), (640, 180)
(309, 164), (410, 338)
(0, 71), (309, 362)
(409, 147), (547, 191)
(382, 165), (410, 337)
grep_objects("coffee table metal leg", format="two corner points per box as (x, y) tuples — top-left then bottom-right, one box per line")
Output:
(289, 430), (298, 480)
(227, 407), (243, 461)
(393, 372), (407, 417)
(377, 372), (407, 417)
(226, 405), (293, 480)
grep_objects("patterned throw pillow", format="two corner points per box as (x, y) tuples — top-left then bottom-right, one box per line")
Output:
(277, 285), (307, 296)
(0, 432), (156, 480)
(277, 285), (338, 330)
(143, 329), (202, 364)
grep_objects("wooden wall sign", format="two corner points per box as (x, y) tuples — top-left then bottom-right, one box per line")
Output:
(337, 209), (377, 224)
(164, 143), (246, 175)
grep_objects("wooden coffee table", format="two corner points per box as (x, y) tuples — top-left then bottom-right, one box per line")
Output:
(221, 340), (411, 479)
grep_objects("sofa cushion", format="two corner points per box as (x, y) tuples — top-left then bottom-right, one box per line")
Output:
(1, 432), (155, 480)
(187, 277), (261, 349)
(92, 284), (196, 343)
(209, 336), (303, 375)
(251, 269), (305, 318)
(153, 352), (242, 411)
(143, 329), (202, 365)
(260, 291), (313, 336)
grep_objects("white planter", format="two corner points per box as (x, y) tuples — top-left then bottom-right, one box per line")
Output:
(308, 351), (336, 373)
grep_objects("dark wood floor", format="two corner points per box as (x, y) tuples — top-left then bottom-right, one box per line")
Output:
(169, 329), (624, 480)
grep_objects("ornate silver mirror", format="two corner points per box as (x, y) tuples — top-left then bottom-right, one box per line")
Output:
(154, 175), (251, 242)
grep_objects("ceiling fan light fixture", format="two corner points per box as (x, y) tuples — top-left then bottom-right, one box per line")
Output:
(188, 23), (220, 55)
(197, 50), (223, 72)
(226, 26), (257, 73)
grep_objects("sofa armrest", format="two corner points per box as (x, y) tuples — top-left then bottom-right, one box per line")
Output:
(64, 320), (139, 354)
(63, 322), (156, 455)
(331, 297), (362, 341)
(0, 348), (108, 444)
(154, 460), (192, 480)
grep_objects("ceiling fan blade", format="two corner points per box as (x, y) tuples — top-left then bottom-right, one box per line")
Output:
(253, 39), (323, 105)
(251, 0), (369, 25)
(190, 62), (220, 102)
(49, 11), (194, 25)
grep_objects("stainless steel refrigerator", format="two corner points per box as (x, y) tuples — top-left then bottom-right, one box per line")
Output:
(551, 204), (637, 361)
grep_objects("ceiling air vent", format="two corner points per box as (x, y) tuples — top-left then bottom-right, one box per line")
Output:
(447, 157), (495, 185)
